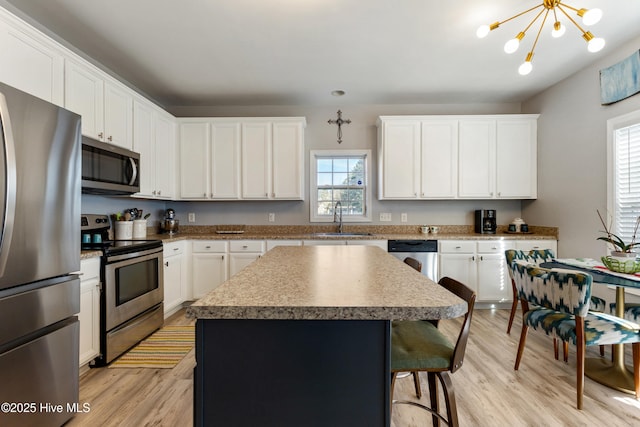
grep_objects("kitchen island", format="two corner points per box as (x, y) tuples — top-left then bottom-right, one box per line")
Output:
(186, 245), (466, 427)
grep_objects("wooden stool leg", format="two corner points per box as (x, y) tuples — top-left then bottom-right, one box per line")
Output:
(515, 324), (529, 370)
(563, 341), (569, 363)
(438, 372), (459, 427)
(633, 343), (640, 399)
(507, 298), (518, 334)
(412, 371), (422, 399)
(554, 338), (559, 360)
(428, 372), (440, 427)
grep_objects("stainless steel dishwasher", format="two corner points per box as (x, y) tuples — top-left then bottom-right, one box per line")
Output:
(387, 240), (438, 281)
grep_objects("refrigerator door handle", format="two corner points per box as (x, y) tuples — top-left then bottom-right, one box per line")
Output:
(0, 92), (17, 278)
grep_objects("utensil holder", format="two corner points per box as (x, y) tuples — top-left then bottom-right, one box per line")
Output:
(133, 220), (147, 239)
(115, 221), (133, 240)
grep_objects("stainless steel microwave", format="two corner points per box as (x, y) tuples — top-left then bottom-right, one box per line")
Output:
(81, 136), (140, 195)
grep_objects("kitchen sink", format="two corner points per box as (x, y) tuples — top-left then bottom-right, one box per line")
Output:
(311, 232), (374, 237)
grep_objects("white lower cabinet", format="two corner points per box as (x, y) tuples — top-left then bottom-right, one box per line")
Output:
(163, 241), (186, 316)
(266, 240), (303, 251)
(515, 239), (558, 254)
(192, 241), (228, 299)
(79, 258), (100, 367)
(229, 240), (265, 276)
(439, 239), (557, 303)
(346, 240), (388, 250)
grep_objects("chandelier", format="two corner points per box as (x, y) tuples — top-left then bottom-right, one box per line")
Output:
(476, 1), (605, 75)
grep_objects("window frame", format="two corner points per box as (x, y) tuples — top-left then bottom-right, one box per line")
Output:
(309, 149), (372, 223)
(606, 109), (640, 245)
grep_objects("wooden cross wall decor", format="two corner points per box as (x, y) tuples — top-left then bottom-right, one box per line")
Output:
(328, 110), (351, 144)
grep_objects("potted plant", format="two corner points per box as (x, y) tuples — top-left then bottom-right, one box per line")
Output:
(597, 210), (640, 256)
(597, 210), (640, 273)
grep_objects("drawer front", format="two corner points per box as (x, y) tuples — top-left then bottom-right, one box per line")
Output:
(80, 258), (100, 280)
(477, 241), (509, 254)
(229, 240), (265, 252)
(193, 240), (228, 253)
(163, 241), (185, 256)
(439, 240), (475, 253)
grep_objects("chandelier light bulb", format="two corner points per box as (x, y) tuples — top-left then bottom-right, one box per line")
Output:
(580, 8), (602, 26)
(476, 25), (490, 38)
(551, 21), (565, 38)
(504, 32), (525, 54)
(504, 38), (520, 54)
(518, 61), (533, 75)
(587, 37), (605, 53)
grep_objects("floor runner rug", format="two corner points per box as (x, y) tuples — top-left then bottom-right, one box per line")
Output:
(109, 325), (195, 368)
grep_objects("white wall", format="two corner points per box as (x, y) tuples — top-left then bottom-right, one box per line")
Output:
(168, 103), (524, 226)
(522, 36), (640, 259)
(522, 37), (640, 305)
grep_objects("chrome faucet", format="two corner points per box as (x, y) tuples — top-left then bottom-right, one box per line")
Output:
(333, 201), (343, 234)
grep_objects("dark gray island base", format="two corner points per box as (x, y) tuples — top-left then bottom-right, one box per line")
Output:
(187, 246), (466, 427)
(195, 319), (390, 426)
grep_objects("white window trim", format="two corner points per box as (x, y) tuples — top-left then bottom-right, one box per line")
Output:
(309, 149), (372, 223)
(606, 109), (640, 238)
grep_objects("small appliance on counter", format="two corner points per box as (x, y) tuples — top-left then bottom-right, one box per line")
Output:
(162, 208), (179, 234)
(474, 209), (497, 234)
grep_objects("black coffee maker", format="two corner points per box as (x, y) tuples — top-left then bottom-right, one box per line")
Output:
(475, 209), (497, 234)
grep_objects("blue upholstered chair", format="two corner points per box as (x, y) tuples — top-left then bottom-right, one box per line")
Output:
(610, 302), (640, 322)
(511, 262), (640, 409)
(391, 276), (476, 427)
(505, 249), (606, 361)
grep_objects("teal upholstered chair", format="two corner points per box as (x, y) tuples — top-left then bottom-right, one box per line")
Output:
(512, 262), (640, 409)
(610, 302), (640, 322)
(391, 276), (476, 427)
(505, 249), (606, 361)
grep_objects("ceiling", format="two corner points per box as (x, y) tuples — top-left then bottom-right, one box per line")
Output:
(3, 0), (640, 108)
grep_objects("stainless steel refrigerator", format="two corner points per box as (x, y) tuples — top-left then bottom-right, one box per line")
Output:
(0, 82), (82, 427)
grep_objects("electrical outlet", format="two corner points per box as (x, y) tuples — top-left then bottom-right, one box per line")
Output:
(188, 213), (195, 223)
(380, 213), (392, 222)
(401, 213), (408, 223)
(268, 213), (275, 222)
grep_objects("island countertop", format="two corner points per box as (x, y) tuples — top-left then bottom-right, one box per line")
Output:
(186, 245), (466, 321)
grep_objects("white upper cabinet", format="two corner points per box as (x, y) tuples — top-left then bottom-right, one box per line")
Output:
(133, 99), (176, 199)
(458, 119), (496, 198)
(421, 120), (458, 198)
(211, 122), (241, 199)
(378, 115), (537, 200)
(179, 117), (305, 201)
(65, 59), (133, 149)
(0, 12), (64, 105)
(378, 119), (421, 199)
(495, 118), (537, 198)
(241, 122), (272, 199)
(271, 121), (304, 199)
(179, 121), (210, 199)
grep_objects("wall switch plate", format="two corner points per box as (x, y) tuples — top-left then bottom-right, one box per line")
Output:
(188, 213), (196, 223)
(380, 213), (392, 222)
(268, 213), (275, 222)
(401, 213), (407, 222)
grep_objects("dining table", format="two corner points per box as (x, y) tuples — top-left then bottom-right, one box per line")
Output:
(541, 258), (640, 394)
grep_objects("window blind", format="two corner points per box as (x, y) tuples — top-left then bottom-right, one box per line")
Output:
(614, 123), (640, 243)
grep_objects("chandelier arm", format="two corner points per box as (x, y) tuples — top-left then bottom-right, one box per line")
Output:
(529, 9), (551, 58)
(520, 7), (549, 35)
(556, 4), (588, 34)
(557, 3), (580, 14)
(497, 4), (545, 26)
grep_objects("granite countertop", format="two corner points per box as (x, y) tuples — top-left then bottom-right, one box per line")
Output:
(186, 245), (467, 321)
(80, 224), (558, 259)
(148, 224), (558, 242)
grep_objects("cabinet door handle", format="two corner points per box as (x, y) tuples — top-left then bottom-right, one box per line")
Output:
(98, 132), (104, 139)
(157, 190), (161, 195)
(108, 135), (113, 142)
(242, 245), (248, 249)
(480, 255), (484, 261)
(165, 261), (169, 267)
(173, 247), (179, 251)
(205, 245), (211, 249)
(471, 256), (475, 261)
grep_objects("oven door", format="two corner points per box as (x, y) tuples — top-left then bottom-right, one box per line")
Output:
(104, 247), (163, 331)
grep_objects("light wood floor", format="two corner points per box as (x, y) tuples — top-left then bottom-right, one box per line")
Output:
(67, 308), (640, 426)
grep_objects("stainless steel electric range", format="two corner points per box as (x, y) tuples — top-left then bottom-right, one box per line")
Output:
(81, 214), (164, 365)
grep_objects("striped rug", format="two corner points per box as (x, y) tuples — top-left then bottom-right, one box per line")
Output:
(109, 325), (195, 369)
